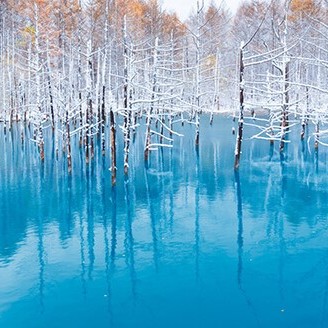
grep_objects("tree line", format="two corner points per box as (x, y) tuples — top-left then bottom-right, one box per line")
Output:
(0, 0), (327, 180)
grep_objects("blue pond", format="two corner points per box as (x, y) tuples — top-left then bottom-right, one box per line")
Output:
(1, 116), (328, 327)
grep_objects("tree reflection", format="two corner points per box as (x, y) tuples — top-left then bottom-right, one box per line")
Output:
(86, 166), (95, 280)
(1, 118), (328, 327)
(145, 167), (159, 271)
(235, 171), (243, 287)
(195, 146), (200, 281)
(124, 178), (137, 300)
(79, 215), (87, 296)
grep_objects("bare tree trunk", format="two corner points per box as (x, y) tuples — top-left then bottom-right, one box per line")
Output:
(96, 49), (101, 136)
(86, 97), (92, 164)
(66, 106), (72, 172)
(78, 33), (83, 148)
(123, 16), (131, 174)
(280, 10), (289, 152)
(315, 113), (319, 150)
(85, 40), (93, 164)
(194, 1), (202, 146)
(234, 44), (244, 170)
(144, 113), (151, 161)
(38, 121), (45, 161)
(34, 3), (44, 162)
(210, 49), (220, 126)
(144, 37), (158, 161)
(46, 42), (55, 132)
(101, 85), (106, 155)
(101, 0), (110, 156)
(280, 59), (289, 152)
(110, 108), (117, 186)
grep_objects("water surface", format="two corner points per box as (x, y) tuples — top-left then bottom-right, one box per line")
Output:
(1, 117), (328, 327)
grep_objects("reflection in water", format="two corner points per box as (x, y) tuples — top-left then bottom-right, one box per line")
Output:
(169, 149), (174, 234)
(144, 166), (159, 271)
(280, 152), (287, 200)
(124, 178), (137, 300)
(1, 118), (328, 327)
(195, 146), (200, 281)
(87, 166), (95, 280)
(278, 153), (287, 306)
(101, 157), (114, 319)
(235, 169), (260, 327)
(79, 215), (87, 296)
(235, 171), (243, 287)
(103, 208), (111, 313)
(110, 188), (117, 270)
(315, 148), (319, 174)
(38, 213), (45, 314)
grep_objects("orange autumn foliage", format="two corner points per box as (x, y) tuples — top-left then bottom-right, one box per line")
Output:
(289, 0), (322, 21)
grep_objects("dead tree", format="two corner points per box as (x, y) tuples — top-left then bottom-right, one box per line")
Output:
(234, 43), (245, 170)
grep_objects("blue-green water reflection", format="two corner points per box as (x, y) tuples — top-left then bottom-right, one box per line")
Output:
(1, 117), (328, 327)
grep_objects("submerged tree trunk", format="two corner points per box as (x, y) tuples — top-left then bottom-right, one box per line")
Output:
(123, 96), (132, 175)
(101, 0), (110, 156)
(46, 44), (55, 132)
(34, 3), (44, 162)
(85, 40), (93, 164)
(110, 108), (117, 186)
(144, 113), (151, 161)
(280, 59), (289, 152)
(314, 114), (319, 150)
(144, 37), (159, 161)
(101, 85), (106, 155)
(301, 112), (306, 141)
(78, 33), (83, 148)
(234, 44), (244, 170)
(280, 12), (290, 152)
(66, 106), (72, 172)
(38, 121), (45, 161)
(123, 17), (131, 175)
(86, 96), (92, 164)
(301, 86), (310, 140)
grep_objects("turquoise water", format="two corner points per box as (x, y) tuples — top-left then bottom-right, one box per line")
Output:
(1, 117), (328, 327)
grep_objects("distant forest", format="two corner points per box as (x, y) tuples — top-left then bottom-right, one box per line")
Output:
(0, 0), (327, 176)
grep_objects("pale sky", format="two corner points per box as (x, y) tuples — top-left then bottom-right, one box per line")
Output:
(162, 0), (243, 21)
